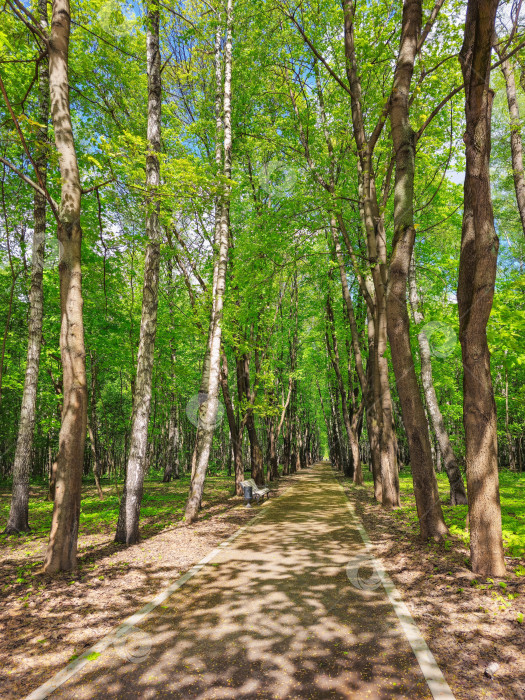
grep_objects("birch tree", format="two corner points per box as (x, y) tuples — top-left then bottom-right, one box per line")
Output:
(4, 0), (49, 534)
(185, 0), (233, 523)
(115, 0), (162, 545)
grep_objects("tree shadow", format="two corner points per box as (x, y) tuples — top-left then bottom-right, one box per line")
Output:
(343, 471), (525, 700)
(40, 466), (431, 699)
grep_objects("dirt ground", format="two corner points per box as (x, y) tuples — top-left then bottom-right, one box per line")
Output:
(46, 463), (435, 700)
(1, 467), (524, 699)
(339, 476), (525, 700)
(0, 474), (296, 699)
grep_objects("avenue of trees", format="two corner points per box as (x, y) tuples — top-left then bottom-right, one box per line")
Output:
(0, 0), (524, 577)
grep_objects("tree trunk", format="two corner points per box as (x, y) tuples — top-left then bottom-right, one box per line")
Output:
(458, 0), (506, 577)
(220, 349), (244, 493)
(328, 382), (347, 474)
(497, 49), (525, 235)
(4, 0), (49, 534)
(247, 411), (264, 484)
(374, 300), (399, 508)
(408, 255), (467, 504)
(386, 0), (448, 540)
(282, 414), (291, 475)
(342, 0), (398, 508)
(325, 295), (359, 480)
(87, 417), (103, 498)
(185, 0), (233, 523)
(88, 353), (103, 497)
(503, 353), (516, 471)
(163, 403), (180, 482)
(365, 313), (382, 501)
(115, 1), (161, 544)
(44, 0), (88, 573)
(236, 352), (264, 486)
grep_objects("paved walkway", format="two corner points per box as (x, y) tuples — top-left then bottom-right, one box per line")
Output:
(48, 463), (434, 699)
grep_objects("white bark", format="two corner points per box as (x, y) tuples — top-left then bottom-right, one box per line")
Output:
(115, 1), (162, 544)
(4, 0), (49, 535)
(408, 255), (467, 504)
(185, 0), (233, 523)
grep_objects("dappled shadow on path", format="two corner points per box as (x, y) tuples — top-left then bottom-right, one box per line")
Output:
(51, 464), (430, 699)
(341, 469), (525, 700)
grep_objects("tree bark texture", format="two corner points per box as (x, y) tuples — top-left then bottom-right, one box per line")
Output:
(386, 0), (448, 539)
(4, 0), (49, 535)
(44, 0), (88, 573)
(115, 0), (162, 544)
(458, 0), (506, 576)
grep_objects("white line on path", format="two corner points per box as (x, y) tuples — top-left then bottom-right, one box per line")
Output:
(23, 505), (273, 700)
(25, 471), (454, 700)
(24, 480), (298, 700)
(339, 479), (456, 700)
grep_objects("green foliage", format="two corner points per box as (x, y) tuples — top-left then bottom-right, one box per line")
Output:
(0, 0), (524, 558)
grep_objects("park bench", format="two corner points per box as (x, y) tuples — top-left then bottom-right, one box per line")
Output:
(240, 478), (270, 505)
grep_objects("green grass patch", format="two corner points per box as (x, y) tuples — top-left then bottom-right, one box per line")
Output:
(359, 467), (525, 560)
(0, 471), (238, 547)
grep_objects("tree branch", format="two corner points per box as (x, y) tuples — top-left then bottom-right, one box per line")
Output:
(0, 73), (58, 218)
(7, 0), (49, 45)
(0, 155), (58, 211)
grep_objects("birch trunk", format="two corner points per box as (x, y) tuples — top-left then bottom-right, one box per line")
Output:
(44, 0), (88, 573)
(190, 16), (225, 435)
(408, 255), (467, 504)
(115, 1), (161, 544)
(185, 0), (233, 523)
(458, 0), (505, 576)
(4, 0), (49, 534)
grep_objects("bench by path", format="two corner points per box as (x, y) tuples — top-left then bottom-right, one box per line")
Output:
(33, 463), (452, 699)
(240, 478), (270, 504)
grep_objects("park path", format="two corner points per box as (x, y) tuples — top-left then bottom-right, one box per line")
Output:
(48, 463), (437, 699)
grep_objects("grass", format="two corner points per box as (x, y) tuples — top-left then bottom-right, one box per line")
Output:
(0, 470), (241, 597)
(359, 467), (525, 562)
(0, 470), (238, 547)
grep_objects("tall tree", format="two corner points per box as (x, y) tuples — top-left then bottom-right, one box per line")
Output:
(495, 42), (525, 236)
(44, 0), (88, 573)
(386, 0), (448, 539)
(458, 0), (506, 576)
(3, 0), (49, 534)
(115, 0), (162, 545)
(185, 0), (233, 523)
(341, 0), (399, 508)
(408, 255), (467, 505)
